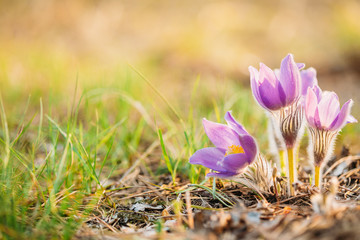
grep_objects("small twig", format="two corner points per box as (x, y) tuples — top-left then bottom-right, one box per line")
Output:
(324, 155), (360, 177)
(273, 167), (279, 204)
(339, 166), (360, 183)
(114, 190), (160, 200)
(94, 216), (119, 233)
(278, 193), (309, 204)
(138, 176), (168, 202)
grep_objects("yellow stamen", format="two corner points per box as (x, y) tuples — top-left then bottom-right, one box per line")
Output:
(225, 145), (244, 156)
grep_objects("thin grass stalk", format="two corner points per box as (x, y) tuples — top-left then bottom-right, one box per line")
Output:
(279, 149), (286, 176)
(0, 96), (10, 170)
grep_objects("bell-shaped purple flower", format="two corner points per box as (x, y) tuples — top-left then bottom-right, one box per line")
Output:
(249, 54), (302, 111)
(250, 54), (307, 195)
(249, 55), (306, 149)
(189, 112), (258, 178)
(305, 86), (357, 188)
(305, 86), (356, 132)
(265, 67), (318, 178)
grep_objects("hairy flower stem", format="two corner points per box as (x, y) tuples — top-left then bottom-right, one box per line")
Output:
(279, 150), (286, 176)
(315, 165), (321, 188)
(309, 127), (338, 190)
(277, 101), (304, 190)
(287, 147), (296, 196)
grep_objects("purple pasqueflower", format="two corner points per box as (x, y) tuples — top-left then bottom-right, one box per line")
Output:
(305, 86), (356, 132)
(189, 112), (258, 178)
(305, 86), (357, 188)
(249, 54), (302, 111)
(250, 54), (306, 149)
(268, 67), (317, 155)
(305, 86), (357, 166)
(267, 67), (316, 172)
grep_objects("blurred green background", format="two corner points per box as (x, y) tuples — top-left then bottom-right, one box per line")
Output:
(1, 0), (360, 105)
(0, 0), (359, 153)
(1, 0), (359, 153)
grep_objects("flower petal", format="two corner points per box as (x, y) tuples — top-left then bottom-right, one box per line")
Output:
(305, 87), (319, 128)
(224, 112), (258, 163)
(189, 147), (227, 172)
(274, 68), (280, 79)
(347, 115), (358, 124)
(257, 63), (286, 109)
(279, 54), (301, 104)
(206, 171), (238, 178)
(202, 118), (240, 149)
(312, 85), (322, 100)
(258, 79), (286, 110)
(300, 67), (318, 96)
(259, 63), (277, 85)
(238, 135), (258, 164)
(297, 63), (305, 69)
(313, 108), (322, 129)
(318, 91), (340, 129)
(249, 66), (268, 110)
(222, 153), (249, 173)
(224, 111), (247, 135)
(330, 99), (354, 130)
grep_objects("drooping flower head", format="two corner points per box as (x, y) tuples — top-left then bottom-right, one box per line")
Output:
(249, 54), (302, 111)
(189, 112), (258, 178)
